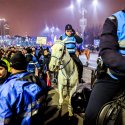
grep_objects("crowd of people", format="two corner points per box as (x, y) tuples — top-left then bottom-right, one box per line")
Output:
(2, 18), (121, 125)
(0, 8), (123, 125)
(0, 23), (85, 124)
(0, 45), (51, 124)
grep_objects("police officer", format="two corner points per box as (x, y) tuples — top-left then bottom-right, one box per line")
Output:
(60, 24), (83, 83)
(0, 52), (47, 125)
(84, 10), (125, 125)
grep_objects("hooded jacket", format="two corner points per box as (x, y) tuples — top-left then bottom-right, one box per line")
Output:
(0, 71), (46, 125)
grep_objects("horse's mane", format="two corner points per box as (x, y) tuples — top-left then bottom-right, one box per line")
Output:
(54, 40), (65, 46)
(54, 37), (68, 46)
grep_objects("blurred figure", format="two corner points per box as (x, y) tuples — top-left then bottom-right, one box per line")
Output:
(21, 47), (27, 55)
(40, 49), (51, 87)
(26, 47), (40, 76)
(38, 46), (44, 59)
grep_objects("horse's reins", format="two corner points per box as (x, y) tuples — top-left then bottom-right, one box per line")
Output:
(61, 60), (75, 79)
(51, 52), (75, 79)
(51, 43), (71, 70)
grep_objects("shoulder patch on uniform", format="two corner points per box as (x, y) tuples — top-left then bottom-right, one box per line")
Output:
(108, 16), (115, 20)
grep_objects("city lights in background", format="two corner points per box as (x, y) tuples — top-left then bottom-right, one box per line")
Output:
(0, 18), (6, 22)
(43, 25), (60, 34)
(42, 25), (61, 43)
(76, 0), (82, 5)
(91, 0), (101, 17)
(69, 3), (74, 10)
(68, 1), (75, 16)
(92, 0), (99, 9)
(44, 25), (49, 32)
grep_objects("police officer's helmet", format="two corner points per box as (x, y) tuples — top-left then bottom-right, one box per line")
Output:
(65, 24), (73, 31)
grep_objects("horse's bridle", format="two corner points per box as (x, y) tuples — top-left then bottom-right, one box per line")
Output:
(51, 42), (71, 70)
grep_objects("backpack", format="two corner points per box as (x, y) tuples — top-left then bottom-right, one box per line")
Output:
(71, 83), (91, 117)
(18, 73), (48, 94)
(10, 73), (48, 125)
(97, 91), (125, 125)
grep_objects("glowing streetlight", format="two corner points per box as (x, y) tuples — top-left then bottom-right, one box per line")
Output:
(42, 25), (61, 43)
(50, 26), (55, 33)
(55, 27), (60, 32)
(69, 3), (74, 10)
(93, 0), (98, 8)
(44, 25), (49, 32)
(77, 0), (82, 4)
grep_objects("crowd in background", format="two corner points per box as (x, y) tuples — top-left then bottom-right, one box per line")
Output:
(0, 45), (53, 124)
(0, 45), (52, 85)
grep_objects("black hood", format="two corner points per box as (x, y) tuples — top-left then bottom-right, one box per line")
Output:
(122, 10), (125, 13)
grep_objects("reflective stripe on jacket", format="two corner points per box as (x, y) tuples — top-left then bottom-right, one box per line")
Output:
(113, 11), (125, 55)
(61, 34), (76, 54)
(0, 72), (44, 125)
(107, 11), (125, 79)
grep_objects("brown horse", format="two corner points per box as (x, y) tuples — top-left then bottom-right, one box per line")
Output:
(76, 48), (90, 60)
(76, 48), (90, 66)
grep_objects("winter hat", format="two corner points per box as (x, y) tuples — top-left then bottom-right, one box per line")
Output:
(26, 47), (32, 54)
(65, 24), (73, 31)
(0, 60), (8, 70)
(10, 51), (27, 70)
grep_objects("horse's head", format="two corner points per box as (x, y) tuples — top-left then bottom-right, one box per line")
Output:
(49, 38), (68, 71)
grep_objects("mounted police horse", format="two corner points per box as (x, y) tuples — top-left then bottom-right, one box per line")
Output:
(49, 38), (78, 116)
(76, 45), (90, 66)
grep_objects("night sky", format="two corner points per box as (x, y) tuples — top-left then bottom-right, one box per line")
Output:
(0, 0), (125, 36)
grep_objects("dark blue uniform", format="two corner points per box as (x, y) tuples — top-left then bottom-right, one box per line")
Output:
(84, 10), (125, 125)
(60, 34), (83, 83)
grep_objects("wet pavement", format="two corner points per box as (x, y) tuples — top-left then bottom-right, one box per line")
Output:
(43, 88), (83, 125)
(43, 53), (97, 125)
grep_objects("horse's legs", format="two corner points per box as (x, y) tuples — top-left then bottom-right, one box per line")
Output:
(68, 85), (76, 116)
(58, 84), (64, 109)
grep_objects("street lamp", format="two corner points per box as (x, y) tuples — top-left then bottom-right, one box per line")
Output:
(79, 8), (87, 48)
(69, 2), (74, 10)
(77, 0), (82, 3)
(0, 18), (6, 42)
(76, 0), (87, 39)
(92, 0), (98, 8)
(67, 2), (74, 15)
(76, 0), (83, 8)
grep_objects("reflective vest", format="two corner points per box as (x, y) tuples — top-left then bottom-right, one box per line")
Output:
(113, 11), (125, 55)
(2, 58), (11, 72)
(108, 11), (125, 80)
(61, 34), (76, 54)
(0, 72), (45, 124)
